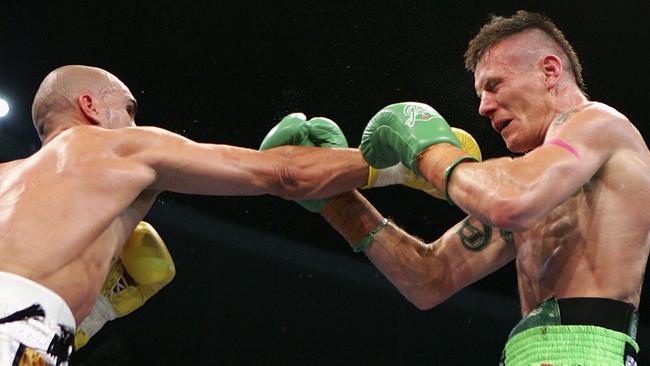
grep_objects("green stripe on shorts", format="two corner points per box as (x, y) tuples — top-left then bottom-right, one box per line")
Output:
(503, 325), (639, 366)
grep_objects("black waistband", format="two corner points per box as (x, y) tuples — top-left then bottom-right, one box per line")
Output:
(0, 304), (45, 324)
(557, 297), (638, 336)
(0, 304), (73, 365)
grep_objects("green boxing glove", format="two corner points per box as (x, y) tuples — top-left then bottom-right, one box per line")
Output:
(260, 113), (348, 212)
(360, 102), (461, 175)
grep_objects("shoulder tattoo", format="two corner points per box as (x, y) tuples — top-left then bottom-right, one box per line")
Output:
(553, 106), (585, 125)
(457, 217), (492, 251)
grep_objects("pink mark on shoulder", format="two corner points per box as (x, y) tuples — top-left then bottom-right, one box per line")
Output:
(545, 138), (580, 159)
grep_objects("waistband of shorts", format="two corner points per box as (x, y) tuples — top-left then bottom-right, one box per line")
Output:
(508, 297), (638, 340)
(0, 271), (75, 329)
(557, 297), (638, 338)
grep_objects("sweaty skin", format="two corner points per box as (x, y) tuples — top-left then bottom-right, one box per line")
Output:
(418, 102), (650, 315)
(323, 29), (650, 318)
(0, 65), (367, 324)
(440, 31), (650, 314)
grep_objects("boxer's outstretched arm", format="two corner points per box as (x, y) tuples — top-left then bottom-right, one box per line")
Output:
(114, 126), (368, 198)
(320, 190), (515, 310)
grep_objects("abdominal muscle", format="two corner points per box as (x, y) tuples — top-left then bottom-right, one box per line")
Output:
(513, 190), (649, 316)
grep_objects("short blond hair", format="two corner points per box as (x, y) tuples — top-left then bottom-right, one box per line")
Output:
(464, 10), (585, 93)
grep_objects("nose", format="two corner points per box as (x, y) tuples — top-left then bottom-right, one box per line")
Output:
(478, 92), (497, 118)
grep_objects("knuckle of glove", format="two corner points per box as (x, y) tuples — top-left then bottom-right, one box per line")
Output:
(361, 126), (402, 169)
(260, 113), (308, 149)
(306, 117), (349, 148)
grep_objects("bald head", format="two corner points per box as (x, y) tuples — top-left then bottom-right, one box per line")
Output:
(32, 65), (130, 140)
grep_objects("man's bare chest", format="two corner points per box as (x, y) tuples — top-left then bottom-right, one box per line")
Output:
(513, 195), (587, 275)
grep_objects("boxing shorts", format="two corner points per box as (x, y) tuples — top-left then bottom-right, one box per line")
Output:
(500, 297), (640, 366)
(0, 272), (75, 366)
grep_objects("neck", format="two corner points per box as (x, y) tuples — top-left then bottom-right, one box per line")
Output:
(539, 83), (588, 140)
(553, 81), (589, 115)
(41, 116), (88, 145)
(42, 127), (67, 145)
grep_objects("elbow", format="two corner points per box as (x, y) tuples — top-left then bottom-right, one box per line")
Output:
(398, 247), (458, 311)
(404, 277), (454, 311)
(486, 194), (541, 232)
(411, 296), (444, 311)
(409, 286), (455, 310)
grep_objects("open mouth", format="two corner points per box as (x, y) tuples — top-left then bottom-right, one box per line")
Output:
(495, 119), (513, 133)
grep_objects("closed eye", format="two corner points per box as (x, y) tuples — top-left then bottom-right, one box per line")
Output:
(484, 77), (501, 93)
(476, 77), (502, 100)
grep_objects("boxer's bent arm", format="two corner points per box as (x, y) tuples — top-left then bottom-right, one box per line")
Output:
(115, 126), (368, 198)
(321, 191), (516, 310)
(420, 107), (629, 231)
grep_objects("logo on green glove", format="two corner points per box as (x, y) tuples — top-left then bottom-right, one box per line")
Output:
(403, 104), (441, 127)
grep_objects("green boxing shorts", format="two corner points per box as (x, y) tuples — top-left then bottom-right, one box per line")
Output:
(500, 297), (639, 366)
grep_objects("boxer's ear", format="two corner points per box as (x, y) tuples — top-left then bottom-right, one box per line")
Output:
(77, 94), (101, 126)
(541, 54), (562, 90)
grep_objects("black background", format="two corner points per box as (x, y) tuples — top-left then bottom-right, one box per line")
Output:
(1, 1), (649, 364)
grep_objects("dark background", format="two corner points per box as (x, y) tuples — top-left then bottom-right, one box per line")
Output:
(1, 1), (649, 364)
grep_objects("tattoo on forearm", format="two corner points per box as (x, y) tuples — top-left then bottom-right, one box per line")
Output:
(457, 217), (492, 251)
(499, 229), (514, 246)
